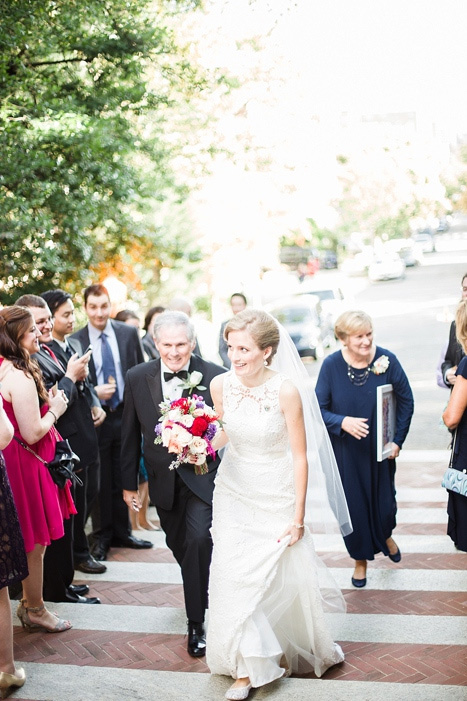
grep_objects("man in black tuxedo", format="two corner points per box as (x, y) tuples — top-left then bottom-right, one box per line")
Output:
(40, 289), (107, 576)
(15, 293), (102, 603)
(71, 283), (151, 561)
(121, 311), (226, 657)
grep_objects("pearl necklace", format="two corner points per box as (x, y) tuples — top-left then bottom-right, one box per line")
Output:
(346, 363), (371, 386)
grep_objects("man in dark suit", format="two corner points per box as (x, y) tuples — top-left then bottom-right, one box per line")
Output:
(15, 293), (102, 603)
(121, 311), (226, 657)
(441, 273), (467, 387)
(40, 289), (107, 577)
(71, 283), (151, 561)
(218, 292), (247, 367)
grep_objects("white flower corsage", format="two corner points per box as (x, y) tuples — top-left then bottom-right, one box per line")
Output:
(177, 370), (206, 395)
(371, 355), (390, 375)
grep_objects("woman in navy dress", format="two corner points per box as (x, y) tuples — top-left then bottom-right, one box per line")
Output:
(316, 311), (414, 587)
(442, 300), (467, 552)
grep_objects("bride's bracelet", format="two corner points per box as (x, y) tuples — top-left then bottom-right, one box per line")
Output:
(291, 523), (304, 529)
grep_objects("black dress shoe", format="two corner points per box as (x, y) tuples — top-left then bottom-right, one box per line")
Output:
(91, 542), (109, 561)
(111, 535), (153, 550)
(351, 577), (367, 588)
(68, 584), (90, 596)
(187, 621), (206, 657)
(75, 556), (107, 574)
(65, 592), (101, 604)
(388, 547), (401, 563)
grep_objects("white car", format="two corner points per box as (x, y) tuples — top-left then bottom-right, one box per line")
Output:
(368, 254), (405, 282)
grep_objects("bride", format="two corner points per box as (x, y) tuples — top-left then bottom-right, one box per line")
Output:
(207, 309), (352, 700)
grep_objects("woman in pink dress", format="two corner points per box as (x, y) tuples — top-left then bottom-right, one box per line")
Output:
(0, 305), (75, 633)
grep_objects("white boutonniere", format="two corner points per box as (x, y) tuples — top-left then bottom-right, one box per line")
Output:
(371, 355), (390, 375)
(178, 370), (206, 395)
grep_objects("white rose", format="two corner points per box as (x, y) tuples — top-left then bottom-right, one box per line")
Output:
(190, 371), (203, 386)
(168, 409), (182, 421)
(171, 424), (192, 447)
(190, 436), (207, 454)
(193, 408), (205, 417)
(179, 414), (194, 427)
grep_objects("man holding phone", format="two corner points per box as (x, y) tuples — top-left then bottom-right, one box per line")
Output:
(41, 290), (107, 577)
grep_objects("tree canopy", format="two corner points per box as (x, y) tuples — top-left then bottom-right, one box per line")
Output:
(0, 0), (209, 304)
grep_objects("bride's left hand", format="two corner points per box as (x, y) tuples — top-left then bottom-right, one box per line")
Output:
(278, 523), (304, 547)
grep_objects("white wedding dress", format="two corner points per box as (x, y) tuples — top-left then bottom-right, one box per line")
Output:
(207, 371), (345, 687)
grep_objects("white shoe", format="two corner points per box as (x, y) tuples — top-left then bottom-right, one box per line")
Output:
(225, 682), (252, 700)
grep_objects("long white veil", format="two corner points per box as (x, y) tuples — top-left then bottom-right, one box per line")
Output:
(270, 321), (352, 537)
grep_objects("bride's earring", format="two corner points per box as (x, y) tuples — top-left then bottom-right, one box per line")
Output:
(264, 360), (268, 366)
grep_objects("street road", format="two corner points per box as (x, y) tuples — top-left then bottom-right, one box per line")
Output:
(308, 223), (467, 450)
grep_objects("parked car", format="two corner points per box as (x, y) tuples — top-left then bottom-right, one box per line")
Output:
(319, 250), (338, 269)
(341, 248), (373, 276)
(266, 296), (325, 359)
(384, 238), (423, 267)
(413, 228), (436, 253)
(368, 253), (406, 282)
(296, 283), (347, 325)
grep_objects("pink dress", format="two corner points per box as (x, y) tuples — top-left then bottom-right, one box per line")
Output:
(0, 386), (76, 553)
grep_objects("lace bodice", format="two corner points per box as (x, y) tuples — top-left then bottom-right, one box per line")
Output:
(223, 372), (289, 461)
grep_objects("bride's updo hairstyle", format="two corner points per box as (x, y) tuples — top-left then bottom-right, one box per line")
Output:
(334, 310), (373, 343)
(224, 309), (280, 366)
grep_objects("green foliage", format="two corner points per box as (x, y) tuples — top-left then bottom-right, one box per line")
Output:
(0, 0), (207, 304)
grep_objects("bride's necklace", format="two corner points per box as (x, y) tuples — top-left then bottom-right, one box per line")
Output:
(346, 363), (371, 386)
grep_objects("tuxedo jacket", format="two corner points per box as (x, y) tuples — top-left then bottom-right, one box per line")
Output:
(33, 342), (99, 466)
(121, 354), (226, 510)
(70, 320), (145, 390)
(441, 321), (465, 387)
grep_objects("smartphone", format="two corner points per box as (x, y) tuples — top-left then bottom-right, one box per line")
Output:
(81, 344), (93, 357)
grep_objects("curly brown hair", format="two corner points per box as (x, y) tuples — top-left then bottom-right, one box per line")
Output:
(0, 306), (48, 403)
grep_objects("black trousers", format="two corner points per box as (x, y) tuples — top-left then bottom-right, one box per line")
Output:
(43, 515), (74, 602)
(93, 406), (130, 545)
(156, 474), (213, 624)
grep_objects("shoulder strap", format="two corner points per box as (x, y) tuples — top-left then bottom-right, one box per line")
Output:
(449, 429), (457, 469)
(12, 435), (48, 465)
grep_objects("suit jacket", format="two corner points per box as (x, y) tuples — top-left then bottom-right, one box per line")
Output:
(34, 344), (99, 466)
(70, 320), (145, 390)
(218, 320), (230, 368)
(121, 354), (226, 510)
(142, 332), (160, 361)
(441, 321), (465, 387)
(47, 337), (101, 410)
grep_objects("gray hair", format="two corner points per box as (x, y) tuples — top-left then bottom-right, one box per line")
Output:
(152, 311), (195, 343)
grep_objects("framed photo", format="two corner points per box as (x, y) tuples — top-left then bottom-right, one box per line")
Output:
(376, 384), (396, 461)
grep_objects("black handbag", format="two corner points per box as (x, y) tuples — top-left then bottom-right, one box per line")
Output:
(13, 436), (83, 489)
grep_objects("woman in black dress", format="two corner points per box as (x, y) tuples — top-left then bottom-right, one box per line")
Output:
(442, 300), (467, 552)
(0, 394), (28, 697)
(316, 311), (414, 587)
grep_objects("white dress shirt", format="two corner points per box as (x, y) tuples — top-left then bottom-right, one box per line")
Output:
(160, 360), (191, 402)
(88, 321), (125, 403)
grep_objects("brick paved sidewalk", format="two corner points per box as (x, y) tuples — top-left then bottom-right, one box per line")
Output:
(10, 453), (467, 700)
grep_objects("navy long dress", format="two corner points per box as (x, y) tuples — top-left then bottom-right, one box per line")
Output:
(316, 347), (414, 560)
(447, 357), (467, 551)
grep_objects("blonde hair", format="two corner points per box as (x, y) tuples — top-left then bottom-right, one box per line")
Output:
(455, 300), (467, 352)
(334, 310), (373, 342)
(224, 309), (280, 366)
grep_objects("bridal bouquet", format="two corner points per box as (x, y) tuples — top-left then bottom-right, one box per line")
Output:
(154, 395), (221, 475)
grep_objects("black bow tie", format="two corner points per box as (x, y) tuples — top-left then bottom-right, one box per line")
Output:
(164, 370), (189, 382)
